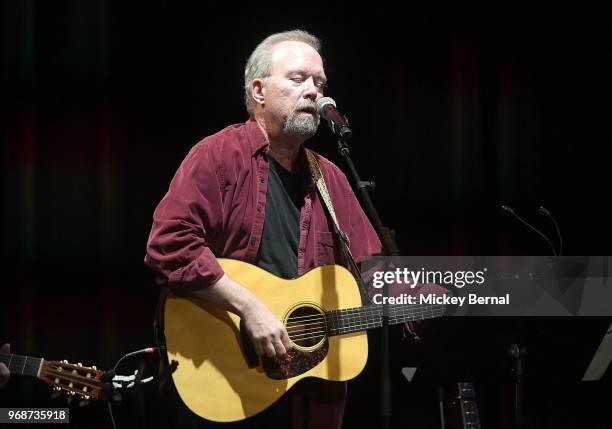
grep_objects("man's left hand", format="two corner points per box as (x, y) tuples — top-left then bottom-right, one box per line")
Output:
(0, 343), (10, 389)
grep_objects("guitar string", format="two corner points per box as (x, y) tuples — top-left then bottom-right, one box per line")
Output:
(294, 304), (444, 321)
(0, 354), (42, 371)
(0, 353), (41, 361)
(12, 362), (104, 392)
(0, 354), (99, 381)
(286, 324), (325, 334)
(285, 308), (444, 332)
(284, 304), (445, 321)
(289, 330), (326, 340)
(307, 310), (445, 337)
(286, 312), (444, 335)
(284, 305), (444, 329)
(285, 309), (445, 340)
(0, 354), (97, 371)
(284, 308), (446, 333)
(287, 309), (446, 341)
(284, 304), (444, 326)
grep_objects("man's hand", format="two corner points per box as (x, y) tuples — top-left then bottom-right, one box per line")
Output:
(240, 301), (293, 359)
(0, 343), (10, 389)
(187, 274), (293, 361)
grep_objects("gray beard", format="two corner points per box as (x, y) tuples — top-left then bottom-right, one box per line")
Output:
(283, 110), (320, 139)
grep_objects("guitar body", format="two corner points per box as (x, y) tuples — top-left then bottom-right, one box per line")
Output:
(164, 259), (368, 422)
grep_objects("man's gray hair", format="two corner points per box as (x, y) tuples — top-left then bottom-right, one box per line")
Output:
(244, 30), (322, 117)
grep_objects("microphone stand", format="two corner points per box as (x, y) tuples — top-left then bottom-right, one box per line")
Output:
(336, 136), (399, 429)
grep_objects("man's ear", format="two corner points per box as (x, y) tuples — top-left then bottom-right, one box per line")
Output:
(251, 78), (265, 107)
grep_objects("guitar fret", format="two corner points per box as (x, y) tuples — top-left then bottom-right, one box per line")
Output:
(325, 312), (334, 336)
(326, 304), (445, 337)
(0, 353), (43, 377)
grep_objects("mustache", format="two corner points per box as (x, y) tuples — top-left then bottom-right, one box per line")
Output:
(293, 99), (318, 115)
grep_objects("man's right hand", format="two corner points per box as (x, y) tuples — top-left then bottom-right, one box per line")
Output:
(240, 301), (293, 359)
(187, 274), (293, 361)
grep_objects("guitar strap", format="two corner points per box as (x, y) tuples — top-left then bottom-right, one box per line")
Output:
(305, 149), (372, 304)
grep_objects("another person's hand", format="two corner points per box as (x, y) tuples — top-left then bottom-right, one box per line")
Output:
(0, 343), (10, 389)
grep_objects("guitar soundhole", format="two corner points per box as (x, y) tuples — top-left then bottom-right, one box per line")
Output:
(264, 303), (329, 380)
(285, 305), (327, 349)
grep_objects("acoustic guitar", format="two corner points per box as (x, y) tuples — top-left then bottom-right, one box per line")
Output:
(164, 259), (446, 422)
(0, 352), (106, 401)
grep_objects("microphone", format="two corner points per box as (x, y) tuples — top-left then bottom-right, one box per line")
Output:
(500, 205), (557, 256)
(316, 97), (352, 141)
(537, 206), (563, 256)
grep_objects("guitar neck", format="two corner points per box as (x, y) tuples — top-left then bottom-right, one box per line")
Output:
(0, 352), (43, 378)
(325, 303), (444, 336)
(457, 382), (481, 429)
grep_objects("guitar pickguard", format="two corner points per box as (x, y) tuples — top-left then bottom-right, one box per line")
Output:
(262, 341), (329, 380)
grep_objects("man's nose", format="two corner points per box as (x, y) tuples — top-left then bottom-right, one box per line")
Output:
(302, 77), (319, 100)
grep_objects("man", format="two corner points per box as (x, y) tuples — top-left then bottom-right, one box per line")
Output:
(145, 30), (381, 428)
(0, 343), (9, 389)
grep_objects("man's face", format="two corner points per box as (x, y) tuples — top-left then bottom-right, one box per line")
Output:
(263, 41), (327, 139)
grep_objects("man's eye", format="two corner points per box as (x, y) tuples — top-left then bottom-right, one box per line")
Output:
(290, 78), (303, 84)
(316, 82), (328, 90)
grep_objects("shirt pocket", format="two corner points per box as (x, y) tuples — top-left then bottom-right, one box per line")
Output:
(315, 231), (336, 266)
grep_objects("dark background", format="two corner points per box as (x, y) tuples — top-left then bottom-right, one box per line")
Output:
(1, 1), (611, 428)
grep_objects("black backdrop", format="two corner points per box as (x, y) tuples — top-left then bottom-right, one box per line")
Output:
(1, 2), (611, 428)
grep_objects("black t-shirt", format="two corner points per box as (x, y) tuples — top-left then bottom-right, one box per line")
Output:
(255, 155), (306, 279)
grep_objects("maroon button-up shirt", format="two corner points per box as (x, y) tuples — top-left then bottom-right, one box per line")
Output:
(144, 119), (382, 428)
(145, 118), (382, 291)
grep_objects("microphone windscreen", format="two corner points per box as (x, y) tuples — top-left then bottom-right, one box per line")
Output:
(316, 97), (336, 114)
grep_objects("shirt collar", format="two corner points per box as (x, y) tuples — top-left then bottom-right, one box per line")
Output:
(245, 118), (269, 156)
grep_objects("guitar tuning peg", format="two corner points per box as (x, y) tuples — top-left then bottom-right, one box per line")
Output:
(77, 362), (82, 367)
(92, 366), (97, 370)
(78, 398), (90, 407)
(62, 360), (68, 364)
(51, 390), (61, 400)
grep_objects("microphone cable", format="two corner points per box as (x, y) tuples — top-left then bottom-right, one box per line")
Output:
(106, 347), (158, 429)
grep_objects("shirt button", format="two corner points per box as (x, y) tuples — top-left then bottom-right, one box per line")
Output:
(250, 238), (256, 246)
(260, 177), (265, 183)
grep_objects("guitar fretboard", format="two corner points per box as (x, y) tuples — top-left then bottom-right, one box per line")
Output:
(458, 382), (481, 429)
(325, 303), (445, 336)
(0, 353), (42, 378)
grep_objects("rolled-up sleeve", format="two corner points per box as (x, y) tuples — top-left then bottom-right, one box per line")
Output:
(145, 142), (225, 292)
